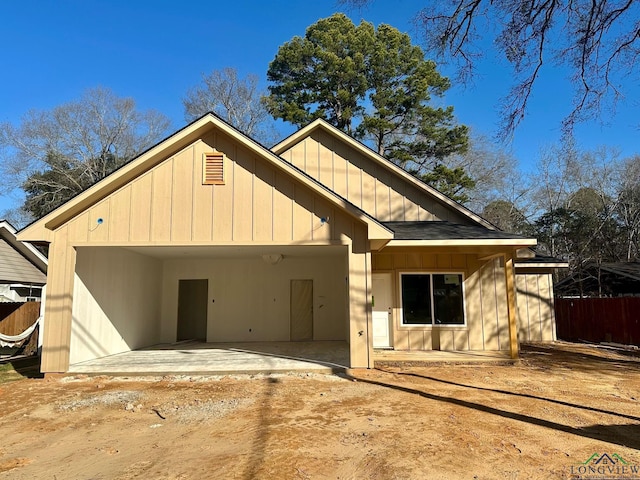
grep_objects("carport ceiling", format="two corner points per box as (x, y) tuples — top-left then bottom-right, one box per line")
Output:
(122, 245), (347, 260)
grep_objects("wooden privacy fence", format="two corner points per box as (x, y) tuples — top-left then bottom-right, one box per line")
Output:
(554, 297), (640, 346)
(0, 301), (41, 355)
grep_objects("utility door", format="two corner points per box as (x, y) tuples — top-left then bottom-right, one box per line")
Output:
(372, 273), (393, 348)
(290, 279), (313, 341)
(177, 279), (208, 341)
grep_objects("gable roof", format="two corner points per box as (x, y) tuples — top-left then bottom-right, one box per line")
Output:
(272, 119), (496, 230)
(17, 113), (393, 245)
(0, 221), (47, 284)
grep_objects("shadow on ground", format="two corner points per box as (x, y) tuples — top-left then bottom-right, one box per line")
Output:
(342, 342), (640, 451)
(520, 342), (640, 374)
(0, 355), (43, 383)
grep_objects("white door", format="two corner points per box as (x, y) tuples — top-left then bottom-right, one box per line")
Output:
(372, 273), (393, 348)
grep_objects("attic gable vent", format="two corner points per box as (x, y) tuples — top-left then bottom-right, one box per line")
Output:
(203, 151), (225, 185)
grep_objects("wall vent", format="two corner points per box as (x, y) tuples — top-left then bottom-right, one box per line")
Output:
(203, 151), (225, 185)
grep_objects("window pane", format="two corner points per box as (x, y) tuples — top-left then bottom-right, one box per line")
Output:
(433, 274), (464, 325)
(401, 274), (432, 324)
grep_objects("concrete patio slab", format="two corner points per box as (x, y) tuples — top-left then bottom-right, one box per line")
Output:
(68, 341), (350, 375)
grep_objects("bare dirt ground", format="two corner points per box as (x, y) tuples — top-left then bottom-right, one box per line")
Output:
(0, 342), (638, 480)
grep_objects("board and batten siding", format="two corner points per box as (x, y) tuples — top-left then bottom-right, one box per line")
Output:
(61, 130), (365, 246)
(516, 272), (556, 342)
(278, 130), (474, 224)
(40, 129), (374, 372)
(372, 251), (512, 352)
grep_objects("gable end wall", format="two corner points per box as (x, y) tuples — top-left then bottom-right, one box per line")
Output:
(279, 131), (474, 224)
(62, 130), (366, 246)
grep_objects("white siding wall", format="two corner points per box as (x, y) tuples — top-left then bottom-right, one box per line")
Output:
(161, 252), (348, 343)
(69, 248), (163, 364)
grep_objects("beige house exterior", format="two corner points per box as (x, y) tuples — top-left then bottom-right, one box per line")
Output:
(18, 114), (559, 373)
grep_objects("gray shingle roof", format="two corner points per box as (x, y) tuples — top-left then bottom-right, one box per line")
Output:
(382, 221), (529, 241)
(515, 254), (568, 266)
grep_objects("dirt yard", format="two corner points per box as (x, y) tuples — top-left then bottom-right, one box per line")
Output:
(0, 342), (638, 480)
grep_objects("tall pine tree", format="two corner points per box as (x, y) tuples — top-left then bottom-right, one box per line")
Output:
(265, 14), (471, 202)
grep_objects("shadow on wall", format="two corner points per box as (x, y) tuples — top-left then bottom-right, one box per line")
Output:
(516, 276), (556, 343)
(72, 248), (163, 363)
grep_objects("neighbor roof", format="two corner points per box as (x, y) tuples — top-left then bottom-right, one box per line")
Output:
(555, 261), (640, 296)
(0, 220), (47, 284)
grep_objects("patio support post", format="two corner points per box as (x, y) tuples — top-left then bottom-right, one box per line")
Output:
(365, 251), (373, 369)
(41, 228), (76, 373)
(348, 245), (372, 368)
(504, 254), (519, 359)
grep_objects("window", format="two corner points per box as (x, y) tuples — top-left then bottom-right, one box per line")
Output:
(400, 273), (465, 326)
(202, 151), (224, 185)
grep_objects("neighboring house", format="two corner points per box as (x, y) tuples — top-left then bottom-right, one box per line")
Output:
(555, 261), (640, 297)
(18, 115), (560, 374)
(0, 221), (47, 302)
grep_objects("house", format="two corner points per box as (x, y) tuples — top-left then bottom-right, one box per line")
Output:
(0, 220), (47, 302)
(18, 114), (560, 374)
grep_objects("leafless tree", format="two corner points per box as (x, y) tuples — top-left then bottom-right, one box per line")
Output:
(0, 87), (171, 218)
(182, 67), (277, 145)
(441, 131), (524, 213)
(615, 155), (640, 260)
(342, 0), (640, 138)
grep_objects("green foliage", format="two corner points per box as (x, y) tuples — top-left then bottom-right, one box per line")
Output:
(533, 203), (624, 266)
(0, 356), (42, 384)
(265, 14), (371, 132)
(419, 165), (475, 204)
(22, 151), (122, 218)
(266, 14), (470, 198)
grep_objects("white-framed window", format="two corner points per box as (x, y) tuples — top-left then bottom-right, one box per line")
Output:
(399, 272), (466, 326)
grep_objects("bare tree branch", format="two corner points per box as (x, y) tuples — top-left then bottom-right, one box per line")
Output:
(182, 67), (277, 145)
(0, 87), (171, 218)
(344, 0), (640, 137)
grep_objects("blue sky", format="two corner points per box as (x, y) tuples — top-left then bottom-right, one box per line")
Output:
(1, 0), (638, 214)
